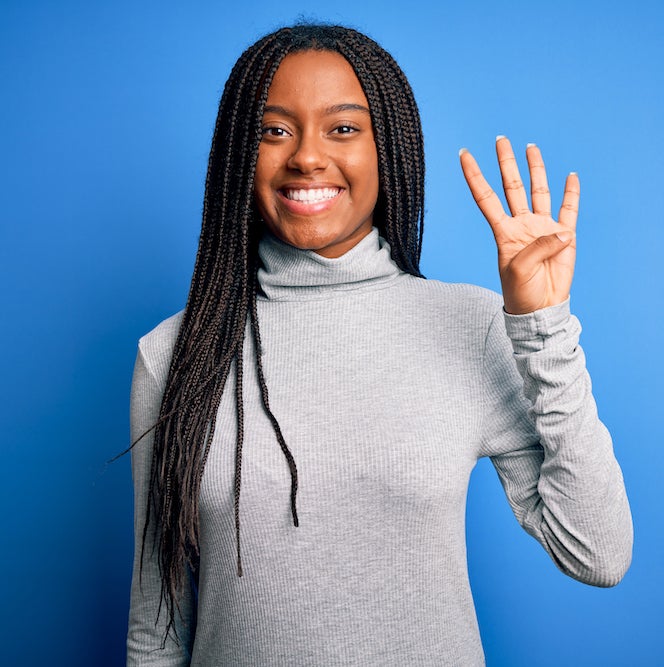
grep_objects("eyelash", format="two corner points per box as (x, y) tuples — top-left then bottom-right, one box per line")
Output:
(332, 125), (358, 135)
(262, 127), (290, 138)
(260, 124), (359, 139)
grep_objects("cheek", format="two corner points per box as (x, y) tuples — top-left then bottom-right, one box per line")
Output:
(253, 155), (273, 213)
(253, 187), (271, 226)
(345, 150), (379, 197)
(362, 158), (380, 204)
(360, 144), (379, 196)
(254, 151), (267, 187)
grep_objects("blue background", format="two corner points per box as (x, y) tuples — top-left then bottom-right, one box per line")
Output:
(2, 1), (662, 665)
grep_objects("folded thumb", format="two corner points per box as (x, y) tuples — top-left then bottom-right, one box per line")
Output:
(513, 233), (575, 275)
(555, 232), (574, 244)
(532, 232), (574, 259)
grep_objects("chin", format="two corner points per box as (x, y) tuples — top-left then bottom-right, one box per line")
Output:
(264, 217), (373, 258)
(271, 222), (336, 251)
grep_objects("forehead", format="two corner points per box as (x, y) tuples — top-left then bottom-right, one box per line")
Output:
(265, 50), (368, 107)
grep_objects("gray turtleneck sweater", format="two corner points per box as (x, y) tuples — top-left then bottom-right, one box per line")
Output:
(127, 229), (632, 666)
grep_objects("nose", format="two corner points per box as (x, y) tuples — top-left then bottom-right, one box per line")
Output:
(287, 131), (328, 174)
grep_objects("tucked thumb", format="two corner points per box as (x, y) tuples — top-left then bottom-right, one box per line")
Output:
(532, 232), (574, 259)
(555, 232), (573, 244)
(512, 232), (575, 274)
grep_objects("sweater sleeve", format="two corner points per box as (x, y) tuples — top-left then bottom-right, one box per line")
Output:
(479, 298), (633, 586)
(126, 346), (195, 666)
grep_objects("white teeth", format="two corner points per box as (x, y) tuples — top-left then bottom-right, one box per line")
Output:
(284, 187), (340, 203)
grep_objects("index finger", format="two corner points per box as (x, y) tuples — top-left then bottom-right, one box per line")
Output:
(459, 148), (507, 228)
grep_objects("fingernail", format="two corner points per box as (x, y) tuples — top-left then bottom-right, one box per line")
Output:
(569, 171), (578, 176)
(556, 232), (573, 243)
(526, 143), (537, 148)
(459, 147), (468, 156)
(496, 135), (506, 141)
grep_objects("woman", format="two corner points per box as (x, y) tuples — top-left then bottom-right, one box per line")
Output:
(127, 24), (632, 666)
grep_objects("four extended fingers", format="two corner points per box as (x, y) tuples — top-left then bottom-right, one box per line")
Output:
(460, 136), (578, 228)
(460, 137), (578, 311)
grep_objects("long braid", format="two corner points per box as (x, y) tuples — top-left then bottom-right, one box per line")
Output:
(335, 35), (425, 274)
(141, 24), (427, 644)
(249, 283), (300, 528)
(233, 342), (245, 578)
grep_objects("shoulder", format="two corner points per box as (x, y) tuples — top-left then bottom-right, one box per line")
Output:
(400, 275), (503, 326)
(409, 277), (501, 304)
(382, 276), (506, 360)
(136, 310), (184, 388)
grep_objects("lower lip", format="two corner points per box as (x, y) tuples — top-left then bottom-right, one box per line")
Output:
(277, 190), (343, 215)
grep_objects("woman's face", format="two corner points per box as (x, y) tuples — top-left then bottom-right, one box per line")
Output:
(254, 50), (379, 258)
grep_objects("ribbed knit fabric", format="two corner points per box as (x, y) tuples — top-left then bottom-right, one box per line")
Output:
(127, 228), (632, 666)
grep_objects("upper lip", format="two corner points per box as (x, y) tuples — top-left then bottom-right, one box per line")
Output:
(278, 182), (344, 191)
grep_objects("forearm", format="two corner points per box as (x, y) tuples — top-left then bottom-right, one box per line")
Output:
(484, 300), (633, 586)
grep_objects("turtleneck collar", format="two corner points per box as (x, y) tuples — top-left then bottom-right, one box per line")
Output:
(257, 227), (404, 301)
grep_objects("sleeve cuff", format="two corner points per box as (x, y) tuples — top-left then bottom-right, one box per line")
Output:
(503, 297), (578, 354)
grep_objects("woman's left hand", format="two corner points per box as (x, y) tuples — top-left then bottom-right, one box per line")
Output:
(459, 136), (579, 315)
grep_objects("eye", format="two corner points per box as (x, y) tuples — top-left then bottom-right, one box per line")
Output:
(332, 124), (358, 135)
(261, 126), (291, 139)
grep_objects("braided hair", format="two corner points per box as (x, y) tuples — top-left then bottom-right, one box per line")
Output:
(142, 23), (426, 643)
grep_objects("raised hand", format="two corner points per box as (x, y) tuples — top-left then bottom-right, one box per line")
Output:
(459, 136), (579, 315)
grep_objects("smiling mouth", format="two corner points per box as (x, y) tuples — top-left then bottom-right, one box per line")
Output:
(282, 187), (341, 203)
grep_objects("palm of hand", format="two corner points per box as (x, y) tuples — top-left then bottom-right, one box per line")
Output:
(460, 137), (579, 315)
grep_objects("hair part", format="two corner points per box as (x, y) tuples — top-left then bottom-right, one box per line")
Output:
(142, 23), (426, 644)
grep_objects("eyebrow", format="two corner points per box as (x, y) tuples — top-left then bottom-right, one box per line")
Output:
(262, 103), (371, 117)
